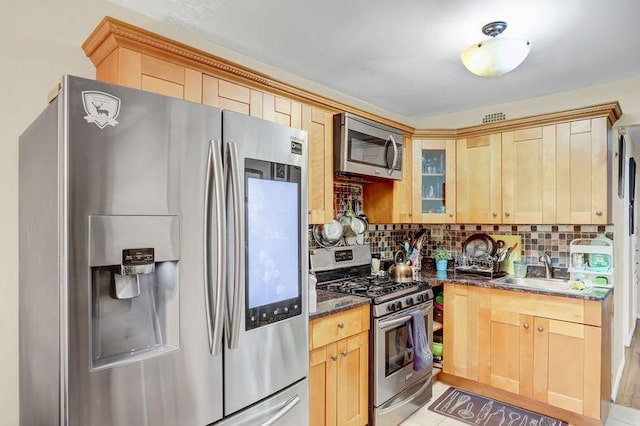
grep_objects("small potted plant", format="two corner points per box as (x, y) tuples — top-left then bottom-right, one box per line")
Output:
(432, 247), (452, 272)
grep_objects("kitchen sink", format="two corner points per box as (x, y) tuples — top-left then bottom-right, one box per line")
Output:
(490, 276), (578, 293)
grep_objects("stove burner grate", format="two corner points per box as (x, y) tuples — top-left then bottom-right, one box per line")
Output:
(325, 277), (429, 299)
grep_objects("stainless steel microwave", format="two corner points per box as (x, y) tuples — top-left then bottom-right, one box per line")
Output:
(333, 113), (403, 180)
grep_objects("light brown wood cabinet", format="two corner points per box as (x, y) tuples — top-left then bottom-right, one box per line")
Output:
(442, 284), (488, 380)
(443, 284), (611, 423)
(556, 118), (610, 224)
(502, 126), (557, 223)
(454, 116), (612, 224)
(501, 118), (611, 224)
(363, 136), (413, 224)
(411, 138), (457, 223)
(309, 305), (369, 426)
(456, 133), (503, 223)
(302, 105), (335, 225)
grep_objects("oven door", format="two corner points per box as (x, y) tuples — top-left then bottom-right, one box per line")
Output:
(373, 301), (433, 406)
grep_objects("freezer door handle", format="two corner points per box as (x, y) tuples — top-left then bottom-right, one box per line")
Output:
(204, 139), (226, 355)
(260, 395), (301, 426)
(227, 140), (243, 350)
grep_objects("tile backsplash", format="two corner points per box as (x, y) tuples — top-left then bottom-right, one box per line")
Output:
(308, 183), (615, 269)
(367, 223), (614, 268)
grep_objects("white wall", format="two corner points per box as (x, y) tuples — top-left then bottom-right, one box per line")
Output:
(610, 126), (632, 399)
(4, 1), (640, 425)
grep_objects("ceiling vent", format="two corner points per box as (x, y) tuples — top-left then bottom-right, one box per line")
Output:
(482, 112), (506, 124)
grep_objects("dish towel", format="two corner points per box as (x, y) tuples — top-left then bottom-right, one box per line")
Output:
(406, 310), (433, 371)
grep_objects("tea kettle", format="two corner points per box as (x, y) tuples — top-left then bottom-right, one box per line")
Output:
(388, 251), (413, 283)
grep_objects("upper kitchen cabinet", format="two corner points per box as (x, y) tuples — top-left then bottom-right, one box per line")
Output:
(556, 118), (611, 224)
(502, 119), (611, 224)
(411, 138), (457, 223)
(363, 136), (413, 224)
(456, 133), (502, 223)
(502, 126), (557, 224)
(454, 103), (620, 225)
(303, 105), (334, 225)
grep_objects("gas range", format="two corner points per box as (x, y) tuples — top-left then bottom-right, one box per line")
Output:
(311, 245), (435, 425)
(311, 245), (434, 318)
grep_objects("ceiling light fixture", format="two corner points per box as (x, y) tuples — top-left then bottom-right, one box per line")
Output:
(460, 21), (531, 78)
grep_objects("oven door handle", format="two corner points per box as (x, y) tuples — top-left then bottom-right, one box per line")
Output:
(378, 303), (431, 330)
(378, 315), (413, 330)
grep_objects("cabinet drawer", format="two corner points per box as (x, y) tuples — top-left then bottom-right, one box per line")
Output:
(310, 305), (369, 349)
(490, 288), (585, 324)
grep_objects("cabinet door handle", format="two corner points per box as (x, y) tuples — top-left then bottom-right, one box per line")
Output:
(449, 213), (454, 217)
(331, 355), (337, 361)
(337, 323), (344, 329)
(505, 211), (511, 217)
(342, 351), (348, 357)
(595, 210), (603, 216)
(492, 212), (498, 217)
(537, 326), (544, 332)
(523, 323), (529, 329)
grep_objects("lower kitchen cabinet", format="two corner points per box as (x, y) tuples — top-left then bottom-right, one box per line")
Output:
(443, 284), (611, 424)
(442, 284), (490, 381)
(309, 305), (370, 426)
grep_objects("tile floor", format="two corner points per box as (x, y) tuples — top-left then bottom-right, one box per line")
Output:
(400, 380), (640, 426)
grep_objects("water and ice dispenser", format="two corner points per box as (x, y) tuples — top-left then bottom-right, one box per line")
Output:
(89, 215), (180, 370)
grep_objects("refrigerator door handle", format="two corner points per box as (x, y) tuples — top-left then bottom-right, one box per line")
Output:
(205, 139), (226, 356)
(260, 395), (301, 426)
(227, 140), (244, 350)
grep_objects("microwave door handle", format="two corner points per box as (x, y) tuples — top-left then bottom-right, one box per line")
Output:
(205, 139), (226, 356)
(387, 134), (399, 176)
(227, 140), (244, 350)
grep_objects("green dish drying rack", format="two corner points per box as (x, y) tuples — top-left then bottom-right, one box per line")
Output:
(568, 237), (613, 287)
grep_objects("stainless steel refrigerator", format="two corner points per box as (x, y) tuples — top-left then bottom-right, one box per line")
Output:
(19, 75), (309, 426)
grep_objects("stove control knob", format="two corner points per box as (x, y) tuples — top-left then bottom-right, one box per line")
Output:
(395, 301), (402, 310)
(416, 294), (424, 302)
(387, 304), (395, 312)
(406, 297), (414, 305)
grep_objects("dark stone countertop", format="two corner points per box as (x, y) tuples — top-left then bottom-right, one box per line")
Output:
(418, 270), (612, 301)
(309, 289), (371, 320)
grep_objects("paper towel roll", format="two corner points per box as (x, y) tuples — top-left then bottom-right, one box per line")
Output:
(308, 274), (317, 313)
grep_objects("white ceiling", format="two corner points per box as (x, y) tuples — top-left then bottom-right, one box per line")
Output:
(113, 0), (640, 121)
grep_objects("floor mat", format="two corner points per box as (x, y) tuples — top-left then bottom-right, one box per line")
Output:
(428, 386), (568, 425)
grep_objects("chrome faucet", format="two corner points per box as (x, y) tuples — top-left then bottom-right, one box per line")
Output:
(539, 252), (553, 279)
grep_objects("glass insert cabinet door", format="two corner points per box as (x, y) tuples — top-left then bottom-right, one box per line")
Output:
(412, 139), (456, 223)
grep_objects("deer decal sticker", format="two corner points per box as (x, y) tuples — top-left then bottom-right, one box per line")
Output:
(82, 90), (121, 129)
(92, 101), (109, 116)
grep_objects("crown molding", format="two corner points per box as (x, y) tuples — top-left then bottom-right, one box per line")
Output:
(455, 102), (622, 138)
(412, 129), (459, 139)
(82, 17), (415, 134)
